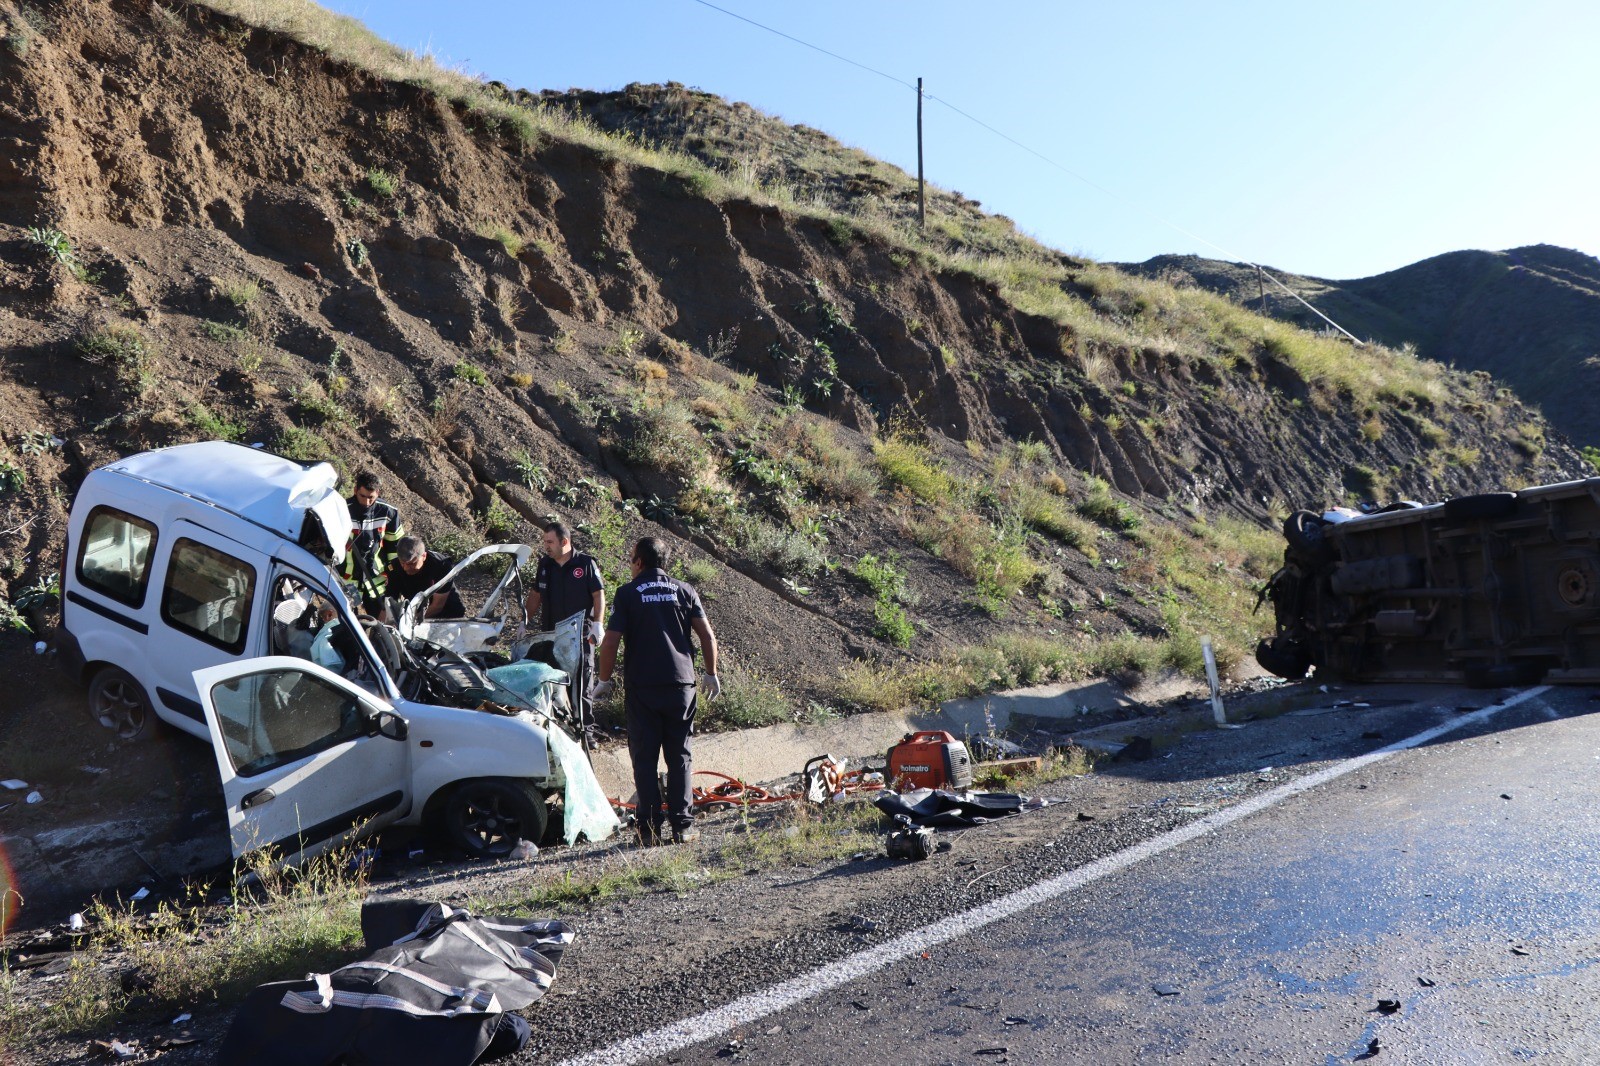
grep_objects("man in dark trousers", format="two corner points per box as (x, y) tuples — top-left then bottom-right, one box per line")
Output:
(383, 535), (465, 622)
(524, 521), (605, 725)
(593, 536), (719, 846)
(342, 470), (405, 615)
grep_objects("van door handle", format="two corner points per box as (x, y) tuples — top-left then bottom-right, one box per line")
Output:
(241, 788), (276, 810)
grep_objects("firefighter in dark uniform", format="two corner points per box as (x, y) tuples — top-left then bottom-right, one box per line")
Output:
(593, 536), (720, 846)
(523, 521), (605, 727)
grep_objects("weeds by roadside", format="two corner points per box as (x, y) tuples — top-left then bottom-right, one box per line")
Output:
(3, 847), (367, 1043)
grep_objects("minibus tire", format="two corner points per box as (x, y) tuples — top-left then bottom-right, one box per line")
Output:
(439, 779), (548, 859)
(87, 665), (157, 741)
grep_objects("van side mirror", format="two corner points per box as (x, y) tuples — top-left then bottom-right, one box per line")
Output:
(371, 709), (409, 741)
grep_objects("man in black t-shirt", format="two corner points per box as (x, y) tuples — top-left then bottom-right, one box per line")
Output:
(524, 521), (605, 725)
(594, 536), (720, 846)
(384, 536), (465, 622)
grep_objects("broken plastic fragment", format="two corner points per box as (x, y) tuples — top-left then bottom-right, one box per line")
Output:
(1376, 998), (1400, 1014)
(1152, 983), (1181, 996)
(68, 913), (85, 932)
(0, 780), (26, 790)
(508, 840), (539, 860)
(171, 1012), (191, 1024)
(1418, 976), (1436, 987)
(129, 887), (150, 901)
(24, 791), (41, 804)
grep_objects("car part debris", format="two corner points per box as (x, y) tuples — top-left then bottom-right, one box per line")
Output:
(884, 817), (935, 861)
(1259, 481), (1600, 684)
(886, 730), (972, 791)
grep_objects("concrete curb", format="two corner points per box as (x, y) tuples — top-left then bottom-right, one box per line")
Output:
(592, 670), (1205, 799)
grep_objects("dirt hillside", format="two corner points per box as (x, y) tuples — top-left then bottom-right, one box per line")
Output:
(0, 0), (1583, 732)
(1121, 246), (1600, 453)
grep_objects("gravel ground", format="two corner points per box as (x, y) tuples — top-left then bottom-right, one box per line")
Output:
(5, 680), (1490, 1064)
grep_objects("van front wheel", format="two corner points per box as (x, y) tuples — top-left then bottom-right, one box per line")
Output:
(438, 779), (548, 859)
(88, 666), (156, 741)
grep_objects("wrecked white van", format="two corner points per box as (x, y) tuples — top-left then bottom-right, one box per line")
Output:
(58, 441), (616, 862)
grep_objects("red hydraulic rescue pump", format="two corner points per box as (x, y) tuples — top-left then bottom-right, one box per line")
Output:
(885, 730), (973, 791)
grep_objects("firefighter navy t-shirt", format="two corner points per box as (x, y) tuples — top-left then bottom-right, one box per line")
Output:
(536, 552), (603, 629)
(607, 568), (705, 685)
(386, 551), (466, 617)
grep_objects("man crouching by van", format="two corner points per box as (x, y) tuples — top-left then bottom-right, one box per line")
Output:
(342, 470), (405, 615)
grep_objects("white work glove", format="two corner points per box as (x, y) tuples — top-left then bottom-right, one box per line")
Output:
(699, 672), (722, 701)
(586, 620), (604, 645)
(591, 678), (615, 701)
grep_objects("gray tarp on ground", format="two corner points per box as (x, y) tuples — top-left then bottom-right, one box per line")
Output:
(218, 900), (573, 1066)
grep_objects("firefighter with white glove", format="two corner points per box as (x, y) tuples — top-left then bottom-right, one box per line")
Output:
(523, 520), (605, 728)
(598, 536), (719, 847)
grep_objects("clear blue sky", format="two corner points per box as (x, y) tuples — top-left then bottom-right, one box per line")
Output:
(321, 0), (1600, 280)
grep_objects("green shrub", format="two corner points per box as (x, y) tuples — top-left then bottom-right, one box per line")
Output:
(681, 558), (719, 586)
(365, 168), (399, 198)
(0, 459), (24, 494)
(26, 226), (77, 271)
(77, 324), (155, 398)
(1077, 476), (1139, 531)
(478, 223), (525, 258)
(202, 320), (249, 343)
(452, 360), (488, 387)
(617, 398), (708, 481)
(872, 599), (914, 648)
(739, 519), (827, 577)
(221, 277), (260, 311)
(853, 553), (914, 646)
(702, 672), (791, 730)
(481, 496), (517, 540)
(851, 552), (907, 601)
(874, 437), (953, 503)
(1582, 445), (1600, 473)
(274, 426), (332, 463)
(1012, 483), (1096, 551)
(185, 403), (245, 442)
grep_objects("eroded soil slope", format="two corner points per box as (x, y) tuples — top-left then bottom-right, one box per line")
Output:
(0, 0), (1582, 721)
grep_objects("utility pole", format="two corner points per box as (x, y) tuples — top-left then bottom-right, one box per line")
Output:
(1257, 265), (1267, 312)
(916, 76), (925, 230)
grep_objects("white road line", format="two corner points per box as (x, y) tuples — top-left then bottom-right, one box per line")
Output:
(556, 686), (1552, 1066)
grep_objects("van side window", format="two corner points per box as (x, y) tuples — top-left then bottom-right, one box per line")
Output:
(161, 539), (256, 653)
(208, 668), (367, 777)
(77, 507), (158, 607)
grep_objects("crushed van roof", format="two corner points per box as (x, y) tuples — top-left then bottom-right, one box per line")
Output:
(106, 442), (341, 539)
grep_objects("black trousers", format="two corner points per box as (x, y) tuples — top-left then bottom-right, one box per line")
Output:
(625, 684), (697, 832)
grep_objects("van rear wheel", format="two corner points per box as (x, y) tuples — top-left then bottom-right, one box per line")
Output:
(438, 779), (548, 859)
(88, 666), (156, 741)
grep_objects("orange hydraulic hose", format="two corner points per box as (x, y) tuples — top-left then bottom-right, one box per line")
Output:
(609, 767), (883, 811)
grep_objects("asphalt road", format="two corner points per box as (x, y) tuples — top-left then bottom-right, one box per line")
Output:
(570, 685), (1600, 1065)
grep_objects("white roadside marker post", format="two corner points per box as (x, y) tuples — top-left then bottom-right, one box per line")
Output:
(1201, 636), (1238, 728)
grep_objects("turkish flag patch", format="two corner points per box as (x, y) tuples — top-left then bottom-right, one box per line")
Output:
(572, 566), (585, 578)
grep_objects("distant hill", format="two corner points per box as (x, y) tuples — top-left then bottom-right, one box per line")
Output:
(1117, 246), (1600, 451)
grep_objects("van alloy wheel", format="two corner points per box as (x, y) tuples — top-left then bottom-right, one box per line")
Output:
(87, 666), (154, 741)
(440, 779), (548, 858)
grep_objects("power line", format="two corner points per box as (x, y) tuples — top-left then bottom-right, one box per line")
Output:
(681, 0), (1363, 344)
(684, 0), (915, 92)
